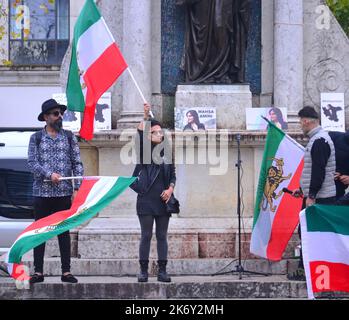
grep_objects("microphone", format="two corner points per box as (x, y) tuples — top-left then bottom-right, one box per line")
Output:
(282, 188), (303, 198)
(282, 188), (293, 195)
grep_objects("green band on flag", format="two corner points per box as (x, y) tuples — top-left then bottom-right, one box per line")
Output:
(306, 204), (349, 235)
(253, 122), (285, 227)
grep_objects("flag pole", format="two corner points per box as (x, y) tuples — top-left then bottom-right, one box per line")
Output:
(261, 116), (304, 151)
(103, 16), (154, 118)
(103, 15), (154, 118)
(126, 67), (154, 118)
(44, 176), (116, 182)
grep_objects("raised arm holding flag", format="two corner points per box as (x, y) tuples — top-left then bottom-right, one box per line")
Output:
(66, 0), (152, 141)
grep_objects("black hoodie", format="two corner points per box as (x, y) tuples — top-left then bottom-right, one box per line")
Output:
(329, 131), (349, 197)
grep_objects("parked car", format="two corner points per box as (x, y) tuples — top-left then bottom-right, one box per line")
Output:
(0, 131), (35, 254)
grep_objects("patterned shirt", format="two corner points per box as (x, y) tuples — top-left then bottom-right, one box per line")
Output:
(27, 128), (84, 197)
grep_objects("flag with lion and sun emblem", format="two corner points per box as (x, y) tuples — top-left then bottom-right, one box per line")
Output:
(250, 120), (304, 261)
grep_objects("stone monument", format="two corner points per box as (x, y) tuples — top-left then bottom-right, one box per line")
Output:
(175, 0), (252, 130)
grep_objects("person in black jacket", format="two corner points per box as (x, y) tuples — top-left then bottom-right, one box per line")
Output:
(329, 130), (349, 205)
(130, 103), (176, 283)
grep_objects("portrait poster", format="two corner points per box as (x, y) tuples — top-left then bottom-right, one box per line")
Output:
(94, 92), (112, 132)
(321, 93), (345, 132)
(175, 107), (216, 131)
(52, 93), (81, 132)
(246, 107), (288, 131)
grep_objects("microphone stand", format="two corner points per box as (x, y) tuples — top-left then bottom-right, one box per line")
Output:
(213, 133), (268, 279)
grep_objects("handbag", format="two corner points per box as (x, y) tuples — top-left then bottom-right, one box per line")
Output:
(166, 194), (180, 214)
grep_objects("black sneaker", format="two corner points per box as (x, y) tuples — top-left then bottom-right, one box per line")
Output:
(29, 273), (44, 284)
(287, 268), (306, 281)
(137, 272), (148, 282)
(61, 273), (78, 283)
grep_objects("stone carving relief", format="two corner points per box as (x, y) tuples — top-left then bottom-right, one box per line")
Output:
(305, 58), (348, 108)
(311, 32), (335, 61)
(304, 0), (349, 122)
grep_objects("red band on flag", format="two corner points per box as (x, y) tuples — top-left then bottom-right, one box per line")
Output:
(266, 159), (304, 261)
(80, 44), (127, 140)
(310, 261), (349, 294)
(17, 179), (98, 236)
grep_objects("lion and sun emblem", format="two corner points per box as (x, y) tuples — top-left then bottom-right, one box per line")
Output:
(260, 157), (292, 212)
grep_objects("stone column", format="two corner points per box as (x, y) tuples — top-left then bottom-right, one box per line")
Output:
(260, 0), (274, 106)
(0, 0), (9, 65)
(117, 0), (152, 129)
(274, 0), (303, 125)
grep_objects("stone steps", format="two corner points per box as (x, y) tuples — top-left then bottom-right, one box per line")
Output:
(42, 217), (299, 260)
(2, 257), (299, 276)
(0, 216), (306, 299)
(0, 275), (307, 300)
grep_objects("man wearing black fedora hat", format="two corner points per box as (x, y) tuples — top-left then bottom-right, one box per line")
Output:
(27, 98), (84, 284)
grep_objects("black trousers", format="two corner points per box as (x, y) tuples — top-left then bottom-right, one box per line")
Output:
(33, 196), (72, 274)
(336, 193), (349, 205)
(298, 196), (336, 269)
(138, 215), (170, 261)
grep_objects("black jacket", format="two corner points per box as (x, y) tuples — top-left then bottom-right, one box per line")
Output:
(329, 131), (349, 197)
(183, 123), (205, 131)
(130, 129), (176, 195)
(130, 163), (176, 195)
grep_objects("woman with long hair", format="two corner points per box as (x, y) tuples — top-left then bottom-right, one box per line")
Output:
(269, 107), (288, 130)
(130, 103), (176, 283)
(183, 110), (205, 131)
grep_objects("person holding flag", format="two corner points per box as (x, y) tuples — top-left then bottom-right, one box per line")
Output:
(130, 104), (176, 283)
(27, 99), (84, 284)
(288, 106), (337, 281)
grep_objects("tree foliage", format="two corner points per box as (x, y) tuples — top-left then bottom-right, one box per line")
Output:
(326, 0), (349, 36)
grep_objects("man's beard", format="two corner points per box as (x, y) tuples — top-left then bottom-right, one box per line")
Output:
(52, 118), (63, 132)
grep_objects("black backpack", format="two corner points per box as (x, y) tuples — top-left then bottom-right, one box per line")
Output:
(35, 129), (73, 149)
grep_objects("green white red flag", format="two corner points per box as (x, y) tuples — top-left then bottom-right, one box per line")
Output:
(5, 176), (135, 283)
(66, 0), (128, 140)
(300, 205), (349, 299)
(250, 120), (304, 261)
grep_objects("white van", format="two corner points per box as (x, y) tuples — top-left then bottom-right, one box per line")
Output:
(0, 131), (35, 254)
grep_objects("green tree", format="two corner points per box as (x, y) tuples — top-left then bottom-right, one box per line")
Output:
(326, 0), (349, 36)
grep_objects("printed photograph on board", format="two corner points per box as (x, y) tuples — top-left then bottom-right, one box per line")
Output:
(175, 107), (216, 131)
(52, 93), (81, 133)
(321, 92), (345, 132)
(94, 92), (112, 132)
(246, 107), (288, 131)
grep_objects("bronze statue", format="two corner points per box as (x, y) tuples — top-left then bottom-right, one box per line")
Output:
(177, 0), (250, 84)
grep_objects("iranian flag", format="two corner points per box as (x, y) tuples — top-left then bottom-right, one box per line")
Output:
(5, 176), (135, 283)
(66, 0), (128, 140)
(250, 120), (304, 261)
(301, 205), (349, 299)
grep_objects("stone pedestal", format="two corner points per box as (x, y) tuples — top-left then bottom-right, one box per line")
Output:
(175, 85), (252, 130)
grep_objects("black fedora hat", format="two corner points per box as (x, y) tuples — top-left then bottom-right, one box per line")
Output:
(38, 99), (67, 121)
